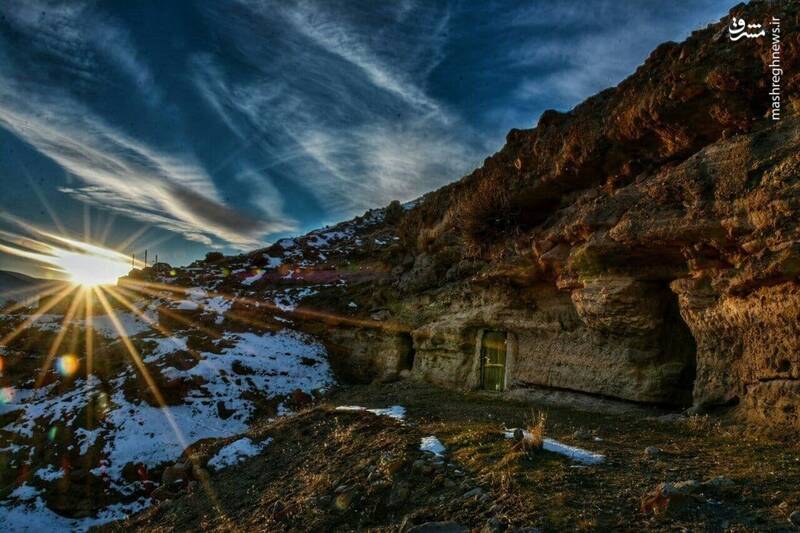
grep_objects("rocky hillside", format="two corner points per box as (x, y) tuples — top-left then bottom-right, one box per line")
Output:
(0, 204), (406, 529)
(108, 0), (800, 433)
(288, 0), (800, 432)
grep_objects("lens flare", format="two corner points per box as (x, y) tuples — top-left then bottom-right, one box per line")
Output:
(0, 387), (14, 404)
(56, 354), (80, 377)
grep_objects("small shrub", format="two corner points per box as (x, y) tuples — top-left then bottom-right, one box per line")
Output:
(452, 176), (519, 256)
(683, 414), (722, 434)
(511, 410), (547, 455)
(384, 200), (404, 224)
(204, 251), (224, 263)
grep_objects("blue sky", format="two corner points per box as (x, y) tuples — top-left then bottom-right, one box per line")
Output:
(0, 0), (734, 277)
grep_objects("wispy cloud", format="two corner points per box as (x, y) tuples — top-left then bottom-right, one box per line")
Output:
(277, 1), (445, 114)
(0, 85), (277, 248)
(1, 0), (159, 100)
(0, 0), (292, 250)
(503, 1), (730, 106)
(194, 0), (483, 217)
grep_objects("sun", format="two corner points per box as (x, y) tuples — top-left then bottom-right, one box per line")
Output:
(57, 250), (131, 286)
(0, 227), (134, 287)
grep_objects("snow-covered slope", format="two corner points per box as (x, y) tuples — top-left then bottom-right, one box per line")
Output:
(0, 202), (405, 529)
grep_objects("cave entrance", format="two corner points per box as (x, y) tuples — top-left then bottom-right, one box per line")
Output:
(480, 331), (507, 391)
(397, 332), (415, 373)
(660, 287), (697, 407)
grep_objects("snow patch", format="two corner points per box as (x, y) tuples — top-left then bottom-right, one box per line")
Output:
(96, 330), (332, 480)
(265, 255), (283, 268)
(419, 436), (446, 457)
(205, 296), (233, 315)
(274, 287), (317, 311)
(186, 288), (207, 299)
(207, 437), (272, 471)
(88, 311), (153, 338)
(175, 300), (199, 311)
(276, 238), (297, 250)
(242, 271), (264, 286)
(2, 331), (333, 486)
(9, 483), (38, 500)
(35, 465), (64, 481)
(0, 485), (149, 533)
(503, 429), (605, 465)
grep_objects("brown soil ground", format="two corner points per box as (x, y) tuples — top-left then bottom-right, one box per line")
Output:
(99, 381), (800, 532)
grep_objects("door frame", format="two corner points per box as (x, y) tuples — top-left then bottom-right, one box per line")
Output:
(472, 328), (516, 391)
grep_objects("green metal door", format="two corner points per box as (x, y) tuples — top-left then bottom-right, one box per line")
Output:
(480, 331), (507, 391)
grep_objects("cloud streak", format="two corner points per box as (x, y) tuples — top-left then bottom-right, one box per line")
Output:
(0, 0), (293, 250)
(502, 0), (730, 106)
(194, 0), (483, 218)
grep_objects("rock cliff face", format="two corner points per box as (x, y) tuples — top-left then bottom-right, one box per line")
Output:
(396, 113), (800, 422)
(297, 1), (800, 431)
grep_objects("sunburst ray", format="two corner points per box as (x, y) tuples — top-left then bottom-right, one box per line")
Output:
(0, 282), (68, 315)
(123, 278), (411, 334)
(0, 280), (63, 301)
(35, 287), (85, 387)
(0, 284), (78, 348)
(105, 285), (202, 360)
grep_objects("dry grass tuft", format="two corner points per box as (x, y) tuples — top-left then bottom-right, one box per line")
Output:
(683, 414), (722, 434)
(507, 410), (548, 460)
(524, 410), (547, 451)
(452, 177), (517, 257)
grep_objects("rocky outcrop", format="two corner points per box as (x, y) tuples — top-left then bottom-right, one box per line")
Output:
(362, 1), (800, 430)
(390, 112), (800, 427)
(402, 280), (695, 406)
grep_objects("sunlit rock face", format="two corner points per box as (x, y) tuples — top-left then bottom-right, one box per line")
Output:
(401, 281), (696, 407)
(387, 114), (800, 427)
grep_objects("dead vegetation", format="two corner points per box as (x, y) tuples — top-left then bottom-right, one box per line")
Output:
(452, 176), (520, 257)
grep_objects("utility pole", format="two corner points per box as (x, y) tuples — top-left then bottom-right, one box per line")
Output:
(144, 249), (148, 268)
(131, 252), (135, 269)
(155, 253), (158, 265)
